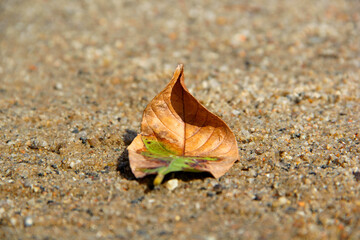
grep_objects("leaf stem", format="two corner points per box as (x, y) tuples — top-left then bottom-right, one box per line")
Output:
(154, 173), (165, 186)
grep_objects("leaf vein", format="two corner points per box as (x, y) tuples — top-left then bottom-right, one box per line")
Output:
(221, 137), (236, 155)
(149, 104), (181, 138)
(185, 112), (208, 140)
(201, 126), (228, 155)
(187, 123), (216, 154)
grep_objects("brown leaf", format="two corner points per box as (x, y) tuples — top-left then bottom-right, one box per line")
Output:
(128, 64), (239, 184)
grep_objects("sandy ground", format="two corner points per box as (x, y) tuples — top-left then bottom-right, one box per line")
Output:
(1, 0), (360, 239)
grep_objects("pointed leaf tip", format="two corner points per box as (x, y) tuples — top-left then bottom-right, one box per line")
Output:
(128, 65), (239, 184)
(177, 64), (184, 71)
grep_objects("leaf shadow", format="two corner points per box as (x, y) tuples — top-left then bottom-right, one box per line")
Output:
(117, 129), (137, 181)
(117, 129), (214, 190)
(162, 171), (213, 183)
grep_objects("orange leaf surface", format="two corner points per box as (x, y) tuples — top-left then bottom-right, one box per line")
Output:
(128, 64), (239, 185)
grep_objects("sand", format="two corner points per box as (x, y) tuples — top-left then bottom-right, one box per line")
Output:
(0, 0), (359, 239)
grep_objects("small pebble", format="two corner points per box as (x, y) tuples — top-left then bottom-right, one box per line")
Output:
(207, 192), (215, 197)
(206, 236), (217, 240)
(0, 208), (5, 217)
(208, 78), (220, 89)
(277, 197), (289, 206)
(69, 161), (76, 169)
(87, 138), (100, 148)
(78, 131), (87, 139)
(10, 217), (17, 226)
(54, 82), (63, 90)
(213, 184), (223, 194)
(165, 179), (178, 191)
(24, 216), (33, 227)
(232, 110), (240, 116)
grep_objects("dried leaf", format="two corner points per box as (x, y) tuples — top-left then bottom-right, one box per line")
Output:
(128, 64), (239, 185)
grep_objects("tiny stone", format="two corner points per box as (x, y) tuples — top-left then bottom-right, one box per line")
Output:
(78, 131), (87, 139)
(277, 197), (288, 206)
(54, 82), (63, 90)
(205, 236), (217, 240)
(23, 180), (32, 188)
(69, 161), (76, 169)
(130, 196), (145, 204)
(208, 78), (220, 89)
(253, 194), (262, 201)
(207, 192), (215, 197)
(24, 216), (33, 227)
(353, 172), (360, 182)
(87, 138), (100, 148)
(27, 139), (47, 149)
(213, 184), (223, 194)
(219, 65), (229, 72)
(232, 110), (240, 116)
(10, 217), (17, 226)
(255, 148), (263, 155)
(195, 202), (200, 210)
(0, 208), (5, 216)
(71, 128), (79, 134)
(165, 179), (178, 191)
